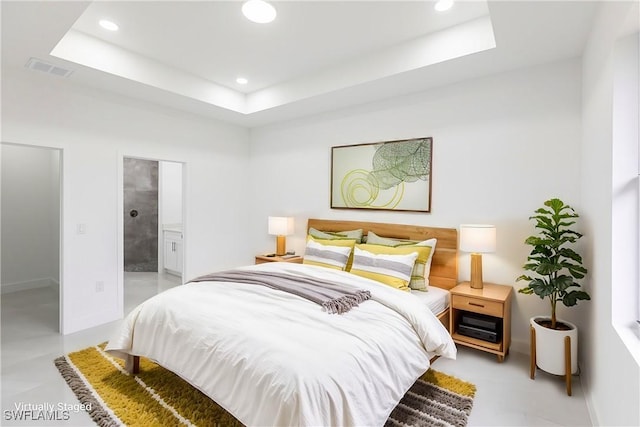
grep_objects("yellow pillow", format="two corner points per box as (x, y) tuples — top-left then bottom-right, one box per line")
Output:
(350, 246), (418, 291)
(308, 227), (364, 243)
(304, 236), (356, 271)
(356, 243), (432, 291)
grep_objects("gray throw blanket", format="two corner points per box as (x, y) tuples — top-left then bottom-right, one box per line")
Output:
(190, 269), (371, 314)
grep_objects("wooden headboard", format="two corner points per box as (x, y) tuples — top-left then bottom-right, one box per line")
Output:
(307, 219), (458, 290)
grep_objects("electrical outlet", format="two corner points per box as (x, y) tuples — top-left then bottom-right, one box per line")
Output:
(95, 281), (104, 292)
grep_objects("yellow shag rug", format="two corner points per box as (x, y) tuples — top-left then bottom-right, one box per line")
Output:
(55, 344), (476, 427)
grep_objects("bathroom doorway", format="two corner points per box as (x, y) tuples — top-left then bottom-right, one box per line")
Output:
(121, 156), (184, 314)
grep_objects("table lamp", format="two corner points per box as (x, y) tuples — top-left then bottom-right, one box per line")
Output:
(460, 224), (496, 289)
(268, 216), (294, 256)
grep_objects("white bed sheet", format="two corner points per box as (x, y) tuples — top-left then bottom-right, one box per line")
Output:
(106, 262), (456, 427)
(410, 286), (450, 315)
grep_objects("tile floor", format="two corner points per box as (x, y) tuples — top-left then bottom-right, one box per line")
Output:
(436, 347), (592, 426)
(1, 272), (180, 426)
(1, 273), (593, 426)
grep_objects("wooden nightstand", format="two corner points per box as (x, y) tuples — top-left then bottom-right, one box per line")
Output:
(255, 255), (303, 264)
(450, 282), (513, 362)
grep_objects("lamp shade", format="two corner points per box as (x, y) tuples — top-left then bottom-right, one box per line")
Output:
(268, 216), (294, 236)
(460, 224), (496, 253)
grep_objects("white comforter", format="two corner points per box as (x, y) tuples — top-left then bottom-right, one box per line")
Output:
(106, 262), (456, 427)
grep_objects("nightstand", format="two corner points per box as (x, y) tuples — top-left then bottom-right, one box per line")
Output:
(255, 255), (303, 264)
(450, 282), (513, 362)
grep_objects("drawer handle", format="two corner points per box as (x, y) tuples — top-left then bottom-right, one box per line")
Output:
(468, 302), (485, 308)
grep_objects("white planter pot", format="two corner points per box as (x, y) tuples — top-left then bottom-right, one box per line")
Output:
(531, 316), (578, 375)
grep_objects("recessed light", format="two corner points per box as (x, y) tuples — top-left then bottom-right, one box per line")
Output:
(236, 77), (248, 85)
(242, 0), (277, 24)
(99, 19), (119, 31)
(434, 0), (454, 12)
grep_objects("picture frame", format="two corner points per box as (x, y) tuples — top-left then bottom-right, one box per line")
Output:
(331, 137), (433, 212)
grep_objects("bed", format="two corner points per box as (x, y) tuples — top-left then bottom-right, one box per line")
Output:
(106, 219), (458, 426)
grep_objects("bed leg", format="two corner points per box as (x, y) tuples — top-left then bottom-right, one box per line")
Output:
(125, 355), (140, 374)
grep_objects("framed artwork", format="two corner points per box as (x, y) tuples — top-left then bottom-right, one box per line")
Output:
(331, 137), (433, 212)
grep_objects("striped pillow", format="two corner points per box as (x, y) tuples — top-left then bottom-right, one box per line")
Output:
(303, 238), (355, 271)
(357, 243), (432, 291)
(361, 234), (437, 290)
(350, 246), (418, 291)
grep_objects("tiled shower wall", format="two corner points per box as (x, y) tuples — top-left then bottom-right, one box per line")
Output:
(123, 158), (158, 272)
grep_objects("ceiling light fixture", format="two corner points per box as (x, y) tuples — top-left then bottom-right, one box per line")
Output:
(99, 19), (119, 31)
(242, 0), (277, 24)
(434, 0), (454, 12)
(236, 77), (248, 85)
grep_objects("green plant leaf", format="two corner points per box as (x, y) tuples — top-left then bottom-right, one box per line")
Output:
(558, 222), (579, 229)
(528, 278), (554, 298)
(557, 248), (583, 263)
(529, 245), (553, 257)
(532, 208), (553, 216)
(551, 275), (574, 292)
(545, 198), (566, 212)
(535, 261), (562, 275)
(562, 290), (591, 306)
(566, 263), (588, 279)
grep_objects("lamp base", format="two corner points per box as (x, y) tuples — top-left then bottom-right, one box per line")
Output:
(275, 235), (286, 256)
(470, 253), (484, 289)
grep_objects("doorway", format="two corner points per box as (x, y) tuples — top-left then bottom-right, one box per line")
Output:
(121, 156), (184, 314)
(1, 143), (61, 333)
(124, 158), (159, 272)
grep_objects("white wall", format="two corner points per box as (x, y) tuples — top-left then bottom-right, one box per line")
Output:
(160, 161), (183, 226)
(580, 2), (640, 426)
(1, 144), (60, 292)
(1, 67), (251, 334)
(249, 58), (583, 353)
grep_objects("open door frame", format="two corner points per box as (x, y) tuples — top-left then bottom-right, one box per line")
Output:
(116, 153), (187, 318)
(0, 142), (63, 333)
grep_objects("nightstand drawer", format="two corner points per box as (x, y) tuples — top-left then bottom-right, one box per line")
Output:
(452, 295), (503, 317)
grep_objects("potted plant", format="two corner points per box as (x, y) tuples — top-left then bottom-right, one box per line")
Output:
(517, 198), (590, 378)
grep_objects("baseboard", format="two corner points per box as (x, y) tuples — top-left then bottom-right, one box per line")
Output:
(1, 277), (59, 294)
(510, 337), (529, 355)
(164, 268), (181, 277)
(62, 307), (121, 335)
(578, 362), (598, 426)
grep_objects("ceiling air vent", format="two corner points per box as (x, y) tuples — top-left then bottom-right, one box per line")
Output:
(25, 57), (73, 78)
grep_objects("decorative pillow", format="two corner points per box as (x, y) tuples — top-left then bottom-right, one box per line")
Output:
(303, 237), (356, 271)
(350, 246), (418, 291)
(357, 243), (432, 291)
(361, 232), (437, 290)
(365, 231), (417, 247)
(415, 238), (437, 289)
(308, 227), (364, 243)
